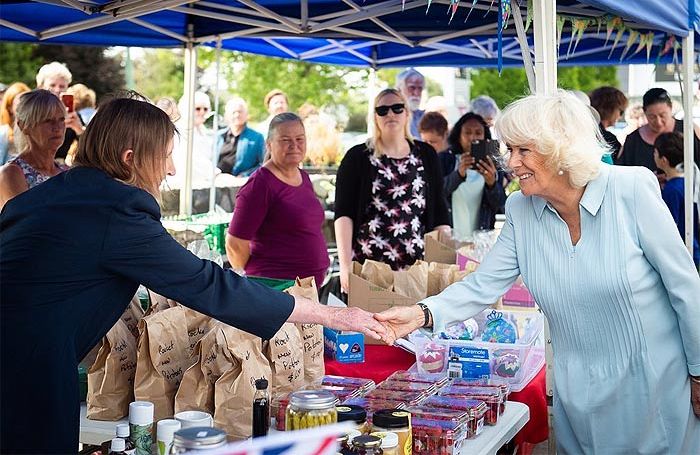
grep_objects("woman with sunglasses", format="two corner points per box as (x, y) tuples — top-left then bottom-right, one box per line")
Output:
(618, 87), (700, 172)
(334, 88), (450, 293)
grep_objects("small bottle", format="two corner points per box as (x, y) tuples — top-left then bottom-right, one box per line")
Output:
(252, 378), (270, 437)
(110, 438), (127, 455)
(115, 424), (135, 455)
(129, 401), (154, 455)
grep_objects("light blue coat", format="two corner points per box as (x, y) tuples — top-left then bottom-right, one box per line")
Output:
(422, 164), (700, 454)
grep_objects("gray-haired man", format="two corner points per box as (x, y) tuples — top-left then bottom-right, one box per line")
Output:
(396, 68), (425, 137)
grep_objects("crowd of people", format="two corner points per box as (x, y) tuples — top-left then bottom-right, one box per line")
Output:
(0, 61), (699, 453)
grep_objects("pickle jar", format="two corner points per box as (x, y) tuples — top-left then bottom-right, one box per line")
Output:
(337, 405), (369, 433)
(285, 390), (338, 431)
(350, 435), (383, 454)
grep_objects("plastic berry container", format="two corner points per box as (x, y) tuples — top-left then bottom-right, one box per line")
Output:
(376, 380), (437, 394)
(364, 389), (426, 405)
(322, 375), (376, 392)
(411, 417), (467, 455)
(439, 386), (501, 425)
(404, 406), (470, 426)
(387, 371), (449, 387)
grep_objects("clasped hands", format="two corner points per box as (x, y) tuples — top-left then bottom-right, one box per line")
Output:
(335, 304), (427, 345)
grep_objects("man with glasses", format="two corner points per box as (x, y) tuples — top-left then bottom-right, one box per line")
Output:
(216, 98), (265, 177)
(396, 68), (426, 138)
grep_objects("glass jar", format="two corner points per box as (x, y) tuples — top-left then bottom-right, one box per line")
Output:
(285, 390), (338, 431)
(169, 427), (226, 454)
(371, 410), (411, 455)
(349, 435), (383, 454)
(337, 404), (369, 433)
(369, 431), (399, 455)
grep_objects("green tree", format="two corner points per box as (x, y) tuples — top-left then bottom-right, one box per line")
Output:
(470, 66), (619, 108)
(134, 49), (185, 101)
(0, 43), (42, 86)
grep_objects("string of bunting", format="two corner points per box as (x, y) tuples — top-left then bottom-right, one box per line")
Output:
(405, 0), (682, 70)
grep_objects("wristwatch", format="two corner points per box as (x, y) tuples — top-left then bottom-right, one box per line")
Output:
(417, 303), (433, 328)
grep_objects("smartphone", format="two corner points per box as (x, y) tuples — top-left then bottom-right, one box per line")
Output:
(60, 93), (74, 113)
(470, 139), (499, 169)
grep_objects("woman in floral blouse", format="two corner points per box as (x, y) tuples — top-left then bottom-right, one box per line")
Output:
(334, 88), (450, 292)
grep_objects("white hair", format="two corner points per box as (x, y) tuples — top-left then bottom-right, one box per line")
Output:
(495, 90), (607, 188)
(224, 97), (247, 115)
(395, 67), (425, 88)
(470, 95), (499, 119)
(178, 91), (211, 113)
(35, 61), (72, 88)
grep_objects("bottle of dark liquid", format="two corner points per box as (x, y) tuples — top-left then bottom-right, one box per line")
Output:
(252, 378), (270, 438)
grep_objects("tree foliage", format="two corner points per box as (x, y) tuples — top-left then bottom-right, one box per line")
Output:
(134, 49), (185, 101)
(470, 65), (618, 108)
(0, 43), (42, 87)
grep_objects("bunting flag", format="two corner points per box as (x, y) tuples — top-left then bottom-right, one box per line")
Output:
(484, 0), (496, 18)
(448, 0), (460, 23)
(567, 18), (590, 58)
(619, 29), (640, 61)
(501, 0), (511, 28)
(556, 15), (567, 51)
(498, 0), (504, 74)
(607, 23), (626, 58)
(596, 16), (603, 35)
(525, 0), (533, 32)
(644, 32), (656, 62)
(656, 34), (677, 63)
(426, 0), (432, 13)
(605, 16), (623, 47)
(464, 0), (478, 22)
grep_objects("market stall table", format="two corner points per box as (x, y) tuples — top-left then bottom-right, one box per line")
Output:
(325, 345), (548, 448)
(79, 401), (529, 455)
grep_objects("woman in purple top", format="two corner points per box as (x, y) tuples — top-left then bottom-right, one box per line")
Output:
(226, 112), (330, 285)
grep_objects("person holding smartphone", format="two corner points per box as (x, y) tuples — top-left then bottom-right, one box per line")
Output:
(439, 112), (506, 240)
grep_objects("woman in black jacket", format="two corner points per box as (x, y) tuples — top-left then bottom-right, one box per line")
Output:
(334, 88), (450, 292)
(439, 112), (506, 240)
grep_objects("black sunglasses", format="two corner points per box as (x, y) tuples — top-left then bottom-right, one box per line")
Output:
(375, 103), (405, 116)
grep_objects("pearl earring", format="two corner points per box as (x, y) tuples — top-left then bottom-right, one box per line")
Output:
(557, 170), (564, 176)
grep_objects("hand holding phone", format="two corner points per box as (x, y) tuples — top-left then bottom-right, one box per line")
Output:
(470, 139), (499, 169)
(60, 93), (74, 113)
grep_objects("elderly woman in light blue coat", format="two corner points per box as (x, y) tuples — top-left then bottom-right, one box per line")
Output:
(376, 90), (700, 454)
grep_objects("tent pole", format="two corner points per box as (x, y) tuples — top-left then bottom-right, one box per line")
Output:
(367, 66), (377, 137)
(179, 38), (197, 217)
(533, 0), (557, 95)
(682, 32), (695, 254)
(209, 37), (222, 214)
(512, 0), (535, 93)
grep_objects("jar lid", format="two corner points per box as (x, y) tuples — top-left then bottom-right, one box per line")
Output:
(157, 419), (181, 440)
(128, 401), (154, 425)
(351, 435), (382, 449)
(372, 409), (411, 429)
(173, 427), (227, 448)
(255, 378), (269, 390)
(111, 438), (126, 452)
(336, 405), (367, 423)
(115, 423), (129, 438)
(289, 390), (337, 410)
(370, 431), (399, 448)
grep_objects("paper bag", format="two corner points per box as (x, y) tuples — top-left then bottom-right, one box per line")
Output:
(121, 294), (146, 339)
(428, 262), (458, 297)
(393, 260), (429, 299)
(360, 259), (394, 290)
(175, 323), (234, 415)
(134, 306), (191, 421)
(264, 323), (305, 396)
(285, 277), (325, 387)
(86, 319), (137, 420)
(214, 327), (272, 440)
(145, 289), (178, 315)
(182, 306), (212, 358)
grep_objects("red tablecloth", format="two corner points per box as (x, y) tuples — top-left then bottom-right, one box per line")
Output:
(325, 345), (548, 447)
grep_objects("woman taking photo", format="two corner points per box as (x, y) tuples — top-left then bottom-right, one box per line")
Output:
(334, 88), (450, 292)
(377, 91), (700, 453)
(439, 112), (506, 241)
(0, 89), (69, 210)
(226, 113), (330, 286)
(0, 95), (388, 453)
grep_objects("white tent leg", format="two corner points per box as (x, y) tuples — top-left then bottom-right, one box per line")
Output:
(512, 0), (535, 93)
(179, 41), (197, 217)
(533, 0), (557, 95)
(682, 32), (695, 254)
(209, 38), (222, 213)
(366, 67), (377, 136)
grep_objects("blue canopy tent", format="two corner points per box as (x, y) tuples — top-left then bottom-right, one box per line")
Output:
(0, 0), (696, 255)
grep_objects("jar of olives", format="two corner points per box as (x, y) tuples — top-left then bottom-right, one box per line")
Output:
(285, 390), (338, 431)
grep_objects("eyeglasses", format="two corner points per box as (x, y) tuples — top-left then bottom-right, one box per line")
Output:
(195, 106), (210, 112)
(375, 103), (405, 116)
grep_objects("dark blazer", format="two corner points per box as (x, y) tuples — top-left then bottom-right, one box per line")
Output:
(0, 167), (294, 453)
(215, 125), (265, 176)
(334, 140), (450, 243)
(438, 150), (506, 230)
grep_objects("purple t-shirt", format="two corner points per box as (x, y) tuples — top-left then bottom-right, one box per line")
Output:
(229, 167), (329, 286)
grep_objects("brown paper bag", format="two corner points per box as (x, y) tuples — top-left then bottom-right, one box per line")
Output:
(181, 306), (212, 358)
(360, 259), (394, 290)
(145, 289), (177, 315)
(121, 294), (146, 339)
(134, 305), (191, 421)
(428, 262), (459, 297)
(214, 327), (272, 440)
(175, 323), (234, 415)
(264, 323), (305, 397)
(285, 277), (325, 387)
(393, 260), (429, 299)
(86, 319), (137, 420)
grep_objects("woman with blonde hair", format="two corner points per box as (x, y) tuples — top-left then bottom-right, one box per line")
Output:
(376, 90), (700, 453)
(334, 88), (450, 292)
(0, 95), (388, 453)
(0, 82), (30, 164)
(0, 89), (69, 210)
